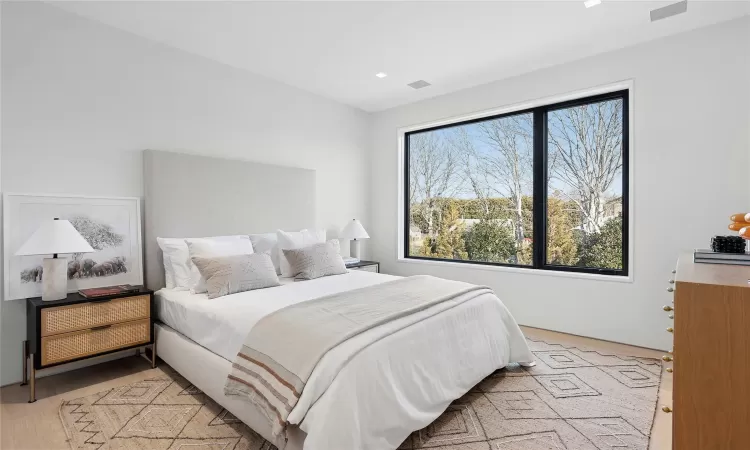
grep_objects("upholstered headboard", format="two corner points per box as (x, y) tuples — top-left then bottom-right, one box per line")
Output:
(143, 150), (316, 290)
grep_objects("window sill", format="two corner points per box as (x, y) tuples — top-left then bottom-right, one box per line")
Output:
(397, 257), (634, 283)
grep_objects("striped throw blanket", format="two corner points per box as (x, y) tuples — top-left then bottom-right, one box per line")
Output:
(224, 275), (491, 439)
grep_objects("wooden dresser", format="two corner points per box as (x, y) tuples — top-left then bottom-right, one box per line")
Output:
(24, 288), (155, 402)
(666, 253), (750, 449)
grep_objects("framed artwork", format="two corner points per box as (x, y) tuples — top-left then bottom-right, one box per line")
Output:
(3, 194), (143, 300)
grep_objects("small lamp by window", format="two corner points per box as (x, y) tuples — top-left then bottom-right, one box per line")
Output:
(15, 218), (94, 301)
(339, 219), (369, 259)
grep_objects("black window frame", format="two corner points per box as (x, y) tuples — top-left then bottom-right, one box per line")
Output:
(403, 89), (629, 277)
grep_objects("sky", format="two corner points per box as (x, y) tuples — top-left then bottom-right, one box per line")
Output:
(410, 98), (624, 202)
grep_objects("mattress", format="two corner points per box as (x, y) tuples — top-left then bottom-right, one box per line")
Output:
(155, 270), (400, 361)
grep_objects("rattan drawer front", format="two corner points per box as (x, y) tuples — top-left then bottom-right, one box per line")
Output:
(41, 295), (150, 337)
(41, 318), (150, 366)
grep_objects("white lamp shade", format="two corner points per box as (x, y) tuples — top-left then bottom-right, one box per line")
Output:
(340, 219), (370, 240)
(15, 219), (95, 256)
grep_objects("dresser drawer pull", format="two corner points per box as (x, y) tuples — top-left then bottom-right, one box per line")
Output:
(668, 279), (675, 284)
(667, 287), (674, 293)
(91, 324), (113, 331)
(666, 327), (674, 333)
(663, 305), (673, 312)
(666, 367), (673, 373)
(662, 406), (672, 413)
(662, 355), (673, 362)
(668, 314), (674, 320)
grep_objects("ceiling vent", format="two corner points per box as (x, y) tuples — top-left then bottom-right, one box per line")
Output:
(407, 80), (431, 90)
(650, 0), (688, 22)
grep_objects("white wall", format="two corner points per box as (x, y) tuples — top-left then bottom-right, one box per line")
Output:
(370, 17), (750, 351)
(0, 2), (370, 385)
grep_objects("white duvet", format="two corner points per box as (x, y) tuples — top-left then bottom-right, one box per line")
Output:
(156, 271), (534, 450)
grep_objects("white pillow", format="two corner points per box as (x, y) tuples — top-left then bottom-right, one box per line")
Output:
(276, 229), (326, 277)
(162, 254), (175, 289)
(157, 237), (193, 290)
(249, 233), (281, 274)
(185, 236), (254, 293)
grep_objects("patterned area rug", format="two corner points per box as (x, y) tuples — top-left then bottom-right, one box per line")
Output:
(59, 338), (661, 449)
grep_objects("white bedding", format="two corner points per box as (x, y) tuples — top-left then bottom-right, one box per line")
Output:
(155, 270), (533, 450)
(156, 270), (398, 361)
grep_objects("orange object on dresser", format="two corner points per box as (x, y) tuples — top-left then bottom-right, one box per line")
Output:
(729, 222), (750, 231)
(729, 213), (749, 222)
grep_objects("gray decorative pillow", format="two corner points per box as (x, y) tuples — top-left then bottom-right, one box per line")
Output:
(191, 253), (280, 299)
(282, 241), (347, 280)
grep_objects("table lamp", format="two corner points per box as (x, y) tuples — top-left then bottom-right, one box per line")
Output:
(340, 219), (369, 259)
(15, 218), (94, 301)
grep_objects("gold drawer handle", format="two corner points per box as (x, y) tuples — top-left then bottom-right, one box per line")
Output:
(662, 406), (672, 413)
(662, 355), (673, 362)
(663, 305), (673, 312)
(666, 367), (673, 373)
(666, 327), (674, 333)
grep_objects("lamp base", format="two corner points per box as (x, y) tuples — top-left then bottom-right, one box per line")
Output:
(350, 239), (361, 259)
(42, 257), (68, 301)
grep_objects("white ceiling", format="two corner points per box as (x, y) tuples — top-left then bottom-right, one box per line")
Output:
(52, 1), (749, 112)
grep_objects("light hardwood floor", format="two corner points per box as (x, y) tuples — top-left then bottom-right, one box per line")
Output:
(0, 326), (672, 450)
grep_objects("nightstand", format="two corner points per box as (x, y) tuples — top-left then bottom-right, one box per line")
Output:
(346, 260), (380, 273)
(23, 287), (155, 403)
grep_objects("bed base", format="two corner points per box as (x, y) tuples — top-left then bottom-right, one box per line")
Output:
(154, 323), (305, 450)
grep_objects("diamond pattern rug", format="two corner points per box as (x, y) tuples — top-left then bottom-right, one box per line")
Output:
(59, 338), (661, 449)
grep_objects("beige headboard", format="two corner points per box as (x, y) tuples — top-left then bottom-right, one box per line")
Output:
(143, 150), (316, 290)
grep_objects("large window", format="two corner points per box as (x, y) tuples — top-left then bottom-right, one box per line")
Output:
(404, 90), (628, 276)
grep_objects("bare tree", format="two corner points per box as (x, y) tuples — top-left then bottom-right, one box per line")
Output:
(547, 99), (623, 233)
(408, 132), (459, 236)
(478, 114), (534, 261)
(447, 127), (494, 216)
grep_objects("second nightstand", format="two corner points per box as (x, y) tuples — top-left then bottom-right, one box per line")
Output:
(23, 287), (155, 403)
(346, 260), (380, 273)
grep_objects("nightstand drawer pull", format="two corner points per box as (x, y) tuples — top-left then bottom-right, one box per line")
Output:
(41, 318), (150, 366)
(41, 295), (150, 337)
(91, 324), (113, 331)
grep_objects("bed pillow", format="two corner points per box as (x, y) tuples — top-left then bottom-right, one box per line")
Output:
(191, 253), (280, 299)
(282, 240), (347, 280)
(185, 236), (254, 294)
(162, 254), (175, 289)
(157, 237), (193, 289)
(249, 233), (281, 274)
(276, 229), (327, 277)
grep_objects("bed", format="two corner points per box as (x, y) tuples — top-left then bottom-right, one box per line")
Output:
(143, 150), (534, 450)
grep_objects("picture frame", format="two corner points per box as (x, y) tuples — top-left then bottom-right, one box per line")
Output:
(3, 193), (143, 300)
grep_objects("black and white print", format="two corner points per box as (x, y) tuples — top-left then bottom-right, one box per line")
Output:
(3, 194), (143, 300)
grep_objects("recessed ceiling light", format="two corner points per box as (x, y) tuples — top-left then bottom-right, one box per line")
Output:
(584, 0), (601, 8)
(375, 72), (388, 78)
